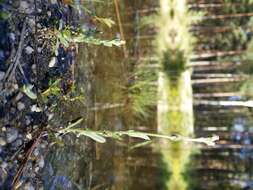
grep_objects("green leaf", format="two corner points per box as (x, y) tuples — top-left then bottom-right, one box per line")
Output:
(49, 57), (57, 67)
(73, 34), (86, 43)
(95, 16), (115, 28)
(125, 130), (151, 140)
(78, 130), (106, 143)
(64, 118), (84, 131)
(22, 84), (37, 100)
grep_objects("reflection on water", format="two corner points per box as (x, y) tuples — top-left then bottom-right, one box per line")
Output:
(42, 0), (253, 190)
(157, 0), (194, 189)
(158, 70), (194, 190)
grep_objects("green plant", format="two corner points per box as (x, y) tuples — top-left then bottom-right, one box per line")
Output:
(58, 120), (219, 146)
(56, 27), (125, 48)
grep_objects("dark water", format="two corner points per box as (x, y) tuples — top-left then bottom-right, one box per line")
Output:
(41, 1), (253, 190)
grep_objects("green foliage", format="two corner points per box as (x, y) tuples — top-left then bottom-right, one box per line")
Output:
(41, 79), (85, 107)
(41, 79), (61, 101)
(59, 126), (219, 146)
(22, 84), (37, 100)
(56, 27), (125, 48)
(94, 16), (115, 28)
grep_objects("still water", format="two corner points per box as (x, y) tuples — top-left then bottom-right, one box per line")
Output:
(42, 1), (253, 190)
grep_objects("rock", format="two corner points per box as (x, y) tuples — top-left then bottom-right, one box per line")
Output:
(10, 107), (16, 114)
(47, 11), (52, 17)
(0, 168), (7, 186)
(9, 33), (15, 42)
(50, 0), (58, 4)
(33, 125), (39, 130)
(38, 157), (45, 168)
(35, 167), (40, 173)
(17, 102), (25, 111)
(24, 182), (35, 190)
(0, 137), (6, 146)
(32, 64), (36, 73)
(0, 71), (5, 81)
(0, 51), (4, 62)
(19, 1), (33, 14)
(40, 140), (48, 148)
(15, 93), (23, 102)
(49, 57), (57, 67)
(25, 46), (34, 55)
(25, 117), (31, 126)
(31, 105), (42, 112)
(13, 84), (18, 90)
(47, 113), (54, 121)
(33, 148), (39, 156)
(12, 139), (23, 147)
(6, 128), (18, 143)
(1, 162), (8, 169)
(26, 133), (32, 140)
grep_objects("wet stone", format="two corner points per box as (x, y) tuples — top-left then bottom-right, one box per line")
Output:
(25, 46), (34, 55)
(24, 182), (35, 190)
(19, 1), (33, 14)
(17, 102), (25, 111)
(12, 139), (23, 147)
(8, 33), (15, 42)
(10, 107), (16, 114)
(13, 84), (18, 90)
(0, 71), (5, 81)
(38, 157), (45, 168)
(1, 162), (8, 169)
(33, 148), (39, 156)
(0, 137), (6, 146)
(15, 92), (23, 102)
(0, 168), (7, 186)
(32, 64), (36, 73)
(26, 133), (32, 140)
(6, 128), (18, 143)
(35, 167), (39, 173)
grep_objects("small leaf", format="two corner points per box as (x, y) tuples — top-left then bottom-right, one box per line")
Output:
(95, 16), (115, 28)
(64, 118), (83, 131)
(22, 84), (37, 100)
(125, 130), (151, 140)
(49, 57), (57, 67)
(80, 131), (106, 143)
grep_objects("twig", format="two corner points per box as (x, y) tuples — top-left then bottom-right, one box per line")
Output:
(113, 0), (128, 58)
(4, 18), (27, 83)
(12, 132), (43, 189)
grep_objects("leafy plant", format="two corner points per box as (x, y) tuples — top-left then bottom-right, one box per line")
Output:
(22, 84), (37, 100)
(56, 27), (125, 48)
(58, 121), (219, 146)
(41, 79), (61, 102)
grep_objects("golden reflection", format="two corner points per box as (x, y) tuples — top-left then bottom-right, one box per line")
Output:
(157, 0), (194, 189)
